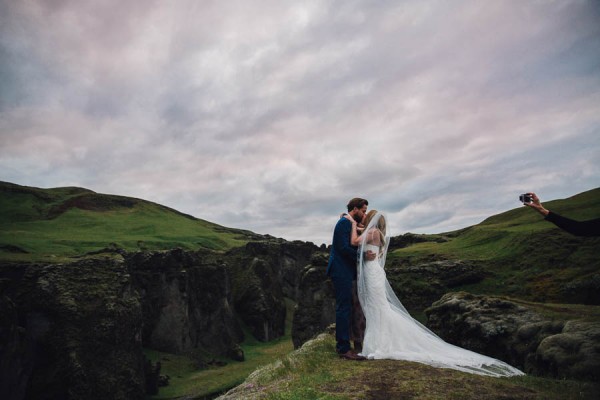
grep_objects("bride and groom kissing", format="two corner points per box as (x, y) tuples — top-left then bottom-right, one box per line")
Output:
(326, 198), (524, 377)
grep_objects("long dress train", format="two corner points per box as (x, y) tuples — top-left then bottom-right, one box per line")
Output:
(357, 213), (523, 377)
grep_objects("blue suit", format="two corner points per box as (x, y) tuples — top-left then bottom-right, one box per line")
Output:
(327, 217), (358, 354)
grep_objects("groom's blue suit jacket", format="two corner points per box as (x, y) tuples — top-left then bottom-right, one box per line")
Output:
(326, 217), (358, 279)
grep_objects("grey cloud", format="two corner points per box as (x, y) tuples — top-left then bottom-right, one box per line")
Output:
(1, 0), (599, 245)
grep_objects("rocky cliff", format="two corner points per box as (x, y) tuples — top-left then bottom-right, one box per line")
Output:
(224, 241), (319, 342)
(0, 260), (145, 400)
(426, 292), (600, 382)
(2, 234), (598, 400)
(386, 259), (486, 311)
(126, 249), (244, 358)
(291, 252), (335, 348)
(0, 240), (322, 400)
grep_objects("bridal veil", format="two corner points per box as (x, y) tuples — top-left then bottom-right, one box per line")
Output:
(356, 212), (524, 377)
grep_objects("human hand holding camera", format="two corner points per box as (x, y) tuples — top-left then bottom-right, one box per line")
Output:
(520, 192), (549, 216)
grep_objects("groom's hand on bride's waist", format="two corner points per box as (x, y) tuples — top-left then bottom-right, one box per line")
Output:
(365, 250), (376, 261)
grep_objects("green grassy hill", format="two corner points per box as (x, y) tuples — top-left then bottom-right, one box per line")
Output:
(0, 181), (260, 262)
(389, 187), (600, 304)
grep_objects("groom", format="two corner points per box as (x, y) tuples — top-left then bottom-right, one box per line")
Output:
(327, 197), (370, 360)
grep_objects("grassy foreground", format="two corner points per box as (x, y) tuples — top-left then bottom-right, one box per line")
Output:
(218, 333), (600, 400)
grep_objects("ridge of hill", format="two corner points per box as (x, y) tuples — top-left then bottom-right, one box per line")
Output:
(1, 180), (598, 269)
(0, 181), (265, 261)
(388, 187), (600, 305)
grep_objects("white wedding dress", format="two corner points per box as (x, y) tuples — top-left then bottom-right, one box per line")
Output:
(357, 213), (524, 377)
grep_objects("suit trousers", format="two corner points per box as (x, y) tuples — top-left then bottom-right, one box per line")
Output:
(330, 271), (353, 354)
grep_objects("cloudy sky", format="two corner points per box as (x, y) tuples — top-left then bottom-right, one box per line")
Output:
(1, 0), (599, 245)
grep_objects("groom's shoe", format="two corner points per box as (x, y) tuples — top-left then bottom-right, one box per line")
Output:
(339, 350), (366, 361)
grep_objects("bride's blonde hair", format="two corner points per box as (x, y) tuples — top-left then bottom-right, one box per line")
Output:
(363, 210), (386, 246)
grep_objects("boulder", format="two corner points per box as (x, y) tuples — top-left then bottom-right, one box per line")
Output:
(426, 292), (600, 381)
(534, 320), (600, 381)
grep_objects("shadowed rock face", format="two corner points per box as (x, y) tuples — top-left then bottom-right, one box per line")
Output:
(291, 252), (335, 349)
(0, 259), (146, 400)
(0, 250), (245, 400)
(0, 242), (322, 399)
(426, 292), (600, 381)
(560, 274), (600, 305)
(126, 249), (244, 356)
(223, 241), (319, 342)
(386, 260), (486, 312)
(0, 292), (31, 400)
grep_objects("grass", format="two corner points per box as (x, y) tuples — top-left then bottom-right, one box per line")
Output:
(386, 188), (600, 305)
(143, 335), (295, 399)
(0, 182), (255, 262)
(144, 299), (296, 399)
(505, 298), (600, 321)
(219, 333), (600, 400)
(391, 187), (600, 261)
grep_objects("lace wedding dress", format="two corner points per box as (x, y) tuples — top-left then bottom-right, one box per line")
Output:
(357, 212), (524, 377)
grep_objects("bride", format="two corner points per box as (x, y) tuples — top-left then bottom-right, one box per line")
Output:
(346, 210), (524, 377)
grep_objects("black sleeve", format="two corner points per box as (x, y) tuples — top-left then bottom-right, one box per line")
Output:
(545, 211), (600, 237)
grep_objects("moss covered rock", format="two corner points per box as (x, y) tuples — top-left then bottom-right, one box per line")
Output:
(3, 258), (145, 400)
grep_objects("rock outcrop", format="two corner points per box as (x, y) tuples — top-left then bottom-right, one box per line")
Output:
(0, 260), (146, 400)
(126, 249), (243, 357)
(0, 240), (323, 399)
(0, 290), (31, 400)
(291, 252), (335, 348)
(224, 241), (319, 342)
(426, 292), (600, 381)
(386, 260), (485, 312)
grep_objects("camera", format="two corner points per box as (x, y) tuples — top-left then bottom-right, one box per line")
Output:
(519, 194), (533, 203)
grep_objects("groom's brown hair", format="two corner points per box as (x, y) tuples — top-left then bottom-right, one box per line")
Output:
(347, 198), (368, 212)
